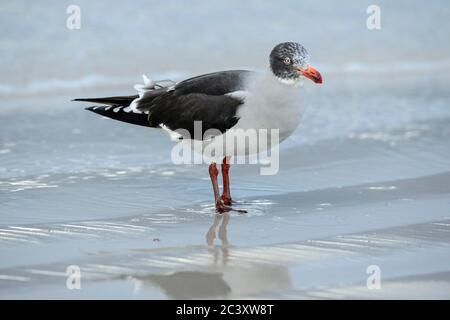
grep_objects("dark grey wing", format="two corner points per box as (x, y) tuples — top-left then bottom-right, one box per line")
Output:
(136, 70), (252, 138)
(174, 70), (251, 96)
(148, 93), (242, 138)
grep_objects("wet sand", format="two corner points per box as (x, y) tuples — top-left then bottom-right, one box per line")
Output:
(1, 73), (449, 298)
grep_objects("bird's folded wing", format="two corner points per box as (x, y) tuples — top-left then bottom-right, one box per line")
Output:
(133, 70), (252, 138)
(149, 93), (243, 138)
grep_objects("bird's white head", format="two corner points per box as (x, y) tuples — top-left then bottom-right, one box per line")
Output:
(269, 42), (322, 86)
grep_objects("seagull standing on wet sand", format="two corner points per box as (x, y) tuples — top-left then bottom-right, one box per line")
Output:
(74, 42), (323, 213)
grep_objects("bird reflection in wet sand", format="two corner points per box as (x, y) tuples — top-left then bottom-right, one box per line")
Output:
(206, 212), (230, 266)
(131, 213), (291, 299)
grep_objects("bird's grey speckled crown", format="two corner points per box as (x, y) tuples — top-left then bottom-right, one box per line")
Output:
(269, 42), (310, 81)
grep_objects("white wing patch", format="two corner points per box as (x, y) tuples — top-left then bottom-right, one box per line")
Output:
(159, 124), (183, 141)
(129, 74), (177, 113)
(225, 90), (249, 101)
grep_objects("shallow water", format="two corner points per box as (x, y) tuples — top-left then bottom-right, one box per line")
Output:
(1, 1), (450, 299)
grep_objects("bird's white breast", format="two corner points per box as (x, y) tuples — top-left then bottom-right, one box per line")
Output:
(234, 72), (305, 142)
(195, 72), (306, 160)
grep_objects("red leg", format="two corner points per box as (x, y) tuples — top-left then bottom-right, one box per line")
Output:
(220, 157), (232, 205)
(209, 163), (226, 213)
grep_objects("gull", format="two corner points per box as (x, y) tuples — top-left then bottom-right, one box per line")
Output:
(74, 42), (322, 213)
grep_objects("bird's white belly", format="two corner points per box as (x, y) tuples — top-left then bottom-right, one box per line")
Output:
(234, 94), (304, 142)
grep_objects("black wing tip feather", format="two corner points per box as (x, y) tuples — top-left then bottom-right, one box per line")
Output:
(72, 98), (94, 102)
(72, 96), (138, 106)
(83, 105), (151, 128)
(84, 105), (107, 114)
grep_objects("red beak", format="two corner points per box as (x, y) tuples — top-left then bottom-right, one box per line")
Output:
(296, 65), (323, 84)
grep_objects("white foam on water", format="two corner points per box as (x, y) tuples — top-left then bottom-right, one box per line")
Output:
(318, 59), (450, 75)
(1, 60), (449, 98)
(0, 71), (186, 98)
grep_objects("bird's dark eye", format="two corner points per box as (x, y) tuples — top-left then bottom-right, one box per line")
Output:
(283, 57), (291, 65)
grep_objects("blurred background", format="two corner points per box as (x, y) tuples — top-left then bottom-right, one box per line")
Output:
(0, 1), (449, 299)
(1, 0), (450, 95)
